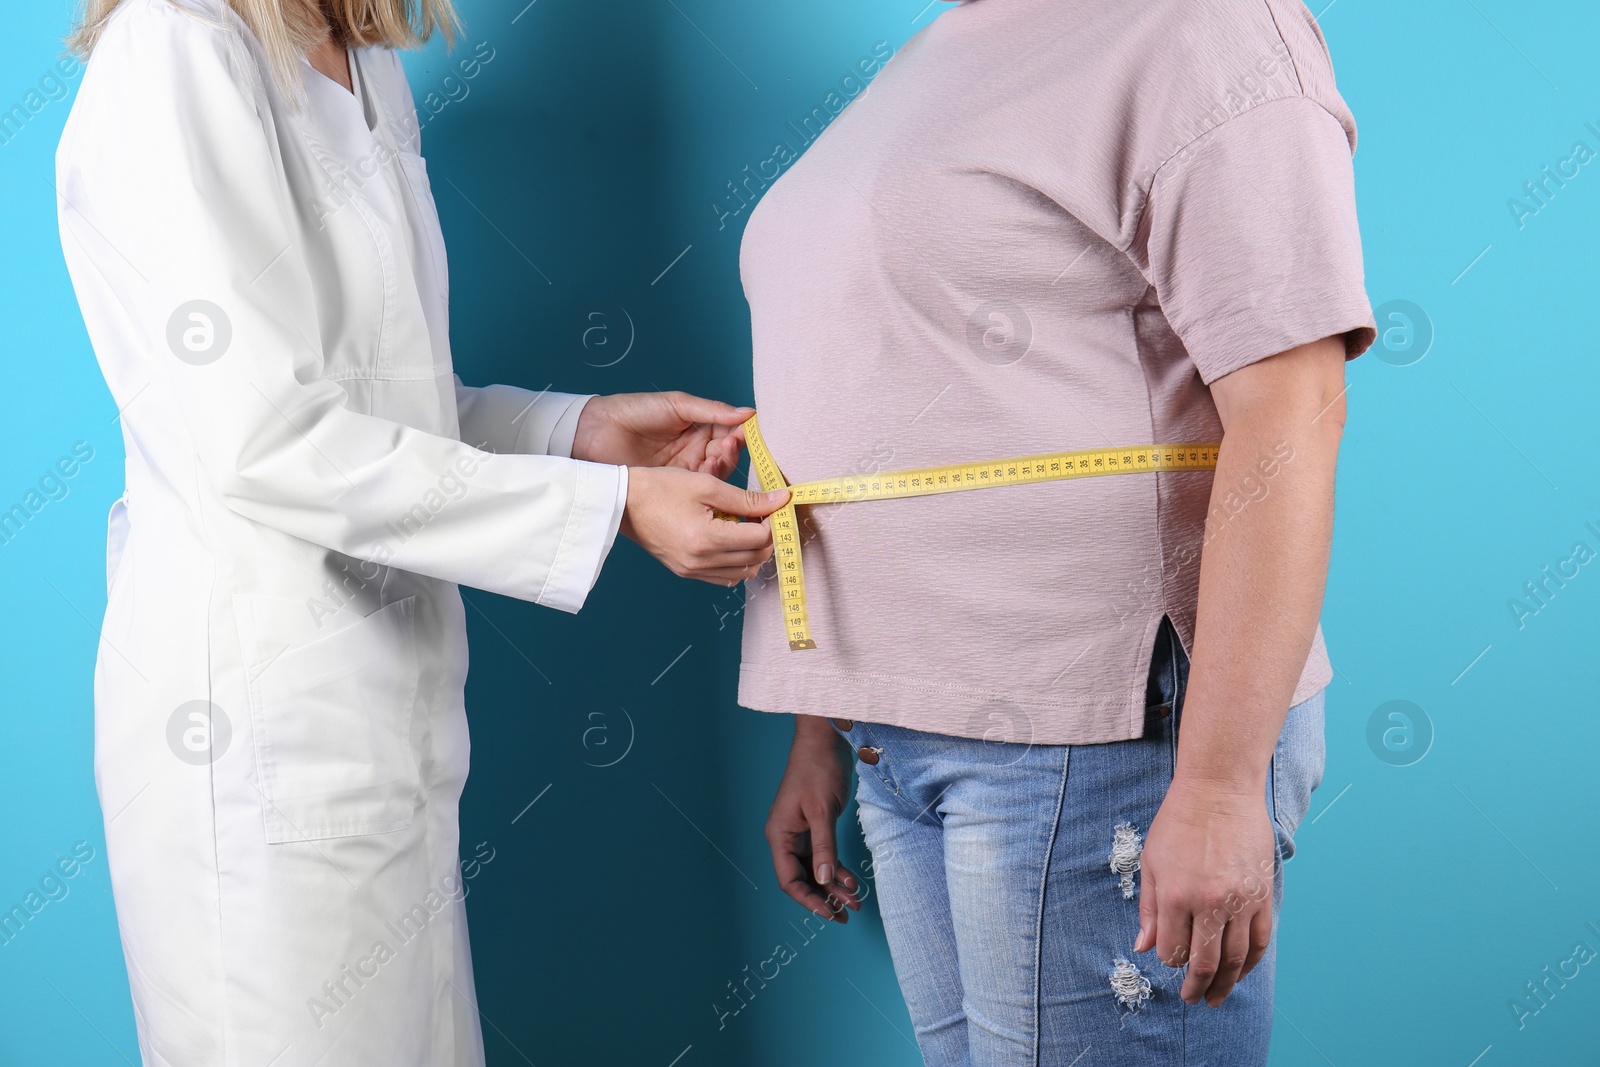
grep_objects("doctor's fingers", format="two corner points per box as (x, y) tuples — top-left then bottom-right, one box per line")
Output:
(696, 516), (777, 556)
(692, 561), (770, 587)
(697, 546), (773, 571)
(710, 423), (748, 472)
(673, 528), (770, 577)
(697, 433), (745, 479)
(665, 391), (755, 431)
(702, 480), (791, 520)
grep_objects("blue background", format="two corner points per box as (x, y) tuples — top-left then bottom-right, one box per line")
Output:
(3, 0), (1598, 1063)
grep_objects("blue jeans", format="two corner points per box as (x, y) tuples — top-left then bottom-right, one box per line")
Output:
(841, 619), (1325, 1066)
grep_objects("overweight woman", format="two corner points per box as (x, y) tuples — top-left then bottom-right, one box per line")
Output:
(56, 0), (783, 1062)
(741, 1), (1375, 1063)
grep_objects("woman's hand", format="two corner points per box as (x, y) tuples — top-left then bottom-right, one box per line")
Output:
(573, 392), (751, 477)
(1134, 774), (1277, 1008)
(620, 466), (786, 584)
(765, 714), (862, 923)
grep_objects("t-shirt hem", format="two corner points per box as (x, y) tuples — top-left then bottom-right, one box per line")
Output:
(737, 663), (1149, 746)
(1289, 652), (1334, 706)
(740, 641), (1335, 744)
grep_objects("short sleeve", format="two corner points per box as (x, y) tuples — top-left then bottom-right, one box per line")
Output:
(1142, 95), (1377, 385)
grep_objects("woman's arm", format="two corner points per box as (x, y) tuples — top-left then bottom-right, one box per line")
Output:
(1135, 335), (1346, 1006)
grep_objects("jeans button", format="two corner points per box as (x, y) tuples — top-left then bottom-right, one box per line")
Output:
(857, 746), (880, 765)
(831, 718), (854, 731)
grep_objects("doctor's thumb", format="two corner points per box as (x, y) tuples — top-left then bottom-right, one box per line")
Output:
(708, 481), (790, 519)
(669, 392), (756, 427)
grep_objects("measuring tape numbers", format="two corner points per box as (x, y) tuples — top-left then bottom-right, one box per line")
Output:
(736, 413), (1220, 651)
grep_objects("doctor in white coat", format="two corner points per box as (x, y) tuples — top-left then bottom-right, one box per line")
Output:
(56, 0), (785, 1062)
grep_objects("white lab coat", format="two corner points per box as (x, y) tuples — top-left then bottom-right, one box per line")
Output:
(55, 1), (627, 1063)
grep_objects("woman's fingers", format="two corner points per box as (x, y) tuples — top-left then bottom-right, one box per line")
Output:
(1152, 890), (1269, 1007)
(1203, 914), (1253, 1007)
(825, 863), (864, 915)
(766, 818), (855, 922)
(1178, 906), (1217, 1005)
(1153, 897), (1192, 973)
(824, 863), (862, 912)
(1240, 903), (1273, 980)
(1134, 863), (1158, 954)
(1176, 893), (1269, 1006)
(803, 805), (845, 906)
(766, 837), (858, 924)
(769, 830), (836, 919)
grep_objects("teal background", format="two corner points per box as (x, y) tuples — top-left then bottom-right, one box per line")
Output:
(2, 0), (1598, 1063)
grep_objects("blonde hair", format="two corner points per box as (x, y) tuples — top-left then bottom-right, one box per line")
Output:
(68, 0), (459, 91)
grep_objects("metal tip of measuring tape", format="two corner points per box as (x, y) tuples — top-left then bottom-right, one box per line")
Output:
(788, 639), (818, 651)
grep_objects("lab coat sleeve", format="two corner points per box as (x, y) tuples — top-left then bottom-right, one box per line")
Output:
(451, 379), (590, 457)
(56, 9), (623, 612)
(449, 382), (629, 591)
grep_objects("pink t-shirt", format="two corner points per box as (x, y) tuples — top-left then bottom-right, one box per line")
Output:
(737, 0), (1376, 745)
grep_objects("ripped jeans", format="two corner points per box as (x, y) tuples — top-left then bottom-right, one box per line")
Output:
(842, 618), (1325, 1066)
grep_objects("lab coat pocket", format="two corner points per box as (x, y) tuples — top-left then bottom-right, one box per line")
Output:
(234, 594), (423, 844)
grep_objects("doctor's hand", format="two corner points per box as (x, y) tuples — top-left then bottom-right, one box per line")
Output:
(574, 392), (751, 478)
(620, 466), (786, 585)
(766, 714), (862, 923)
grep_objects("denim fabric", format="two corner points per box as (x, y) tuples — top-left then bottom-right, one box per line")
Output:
(845, 619), (1326, 1066)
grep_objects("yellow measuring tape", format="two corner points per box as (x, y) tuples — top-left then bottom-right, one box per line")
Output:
(736, 414), (1221, 651)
